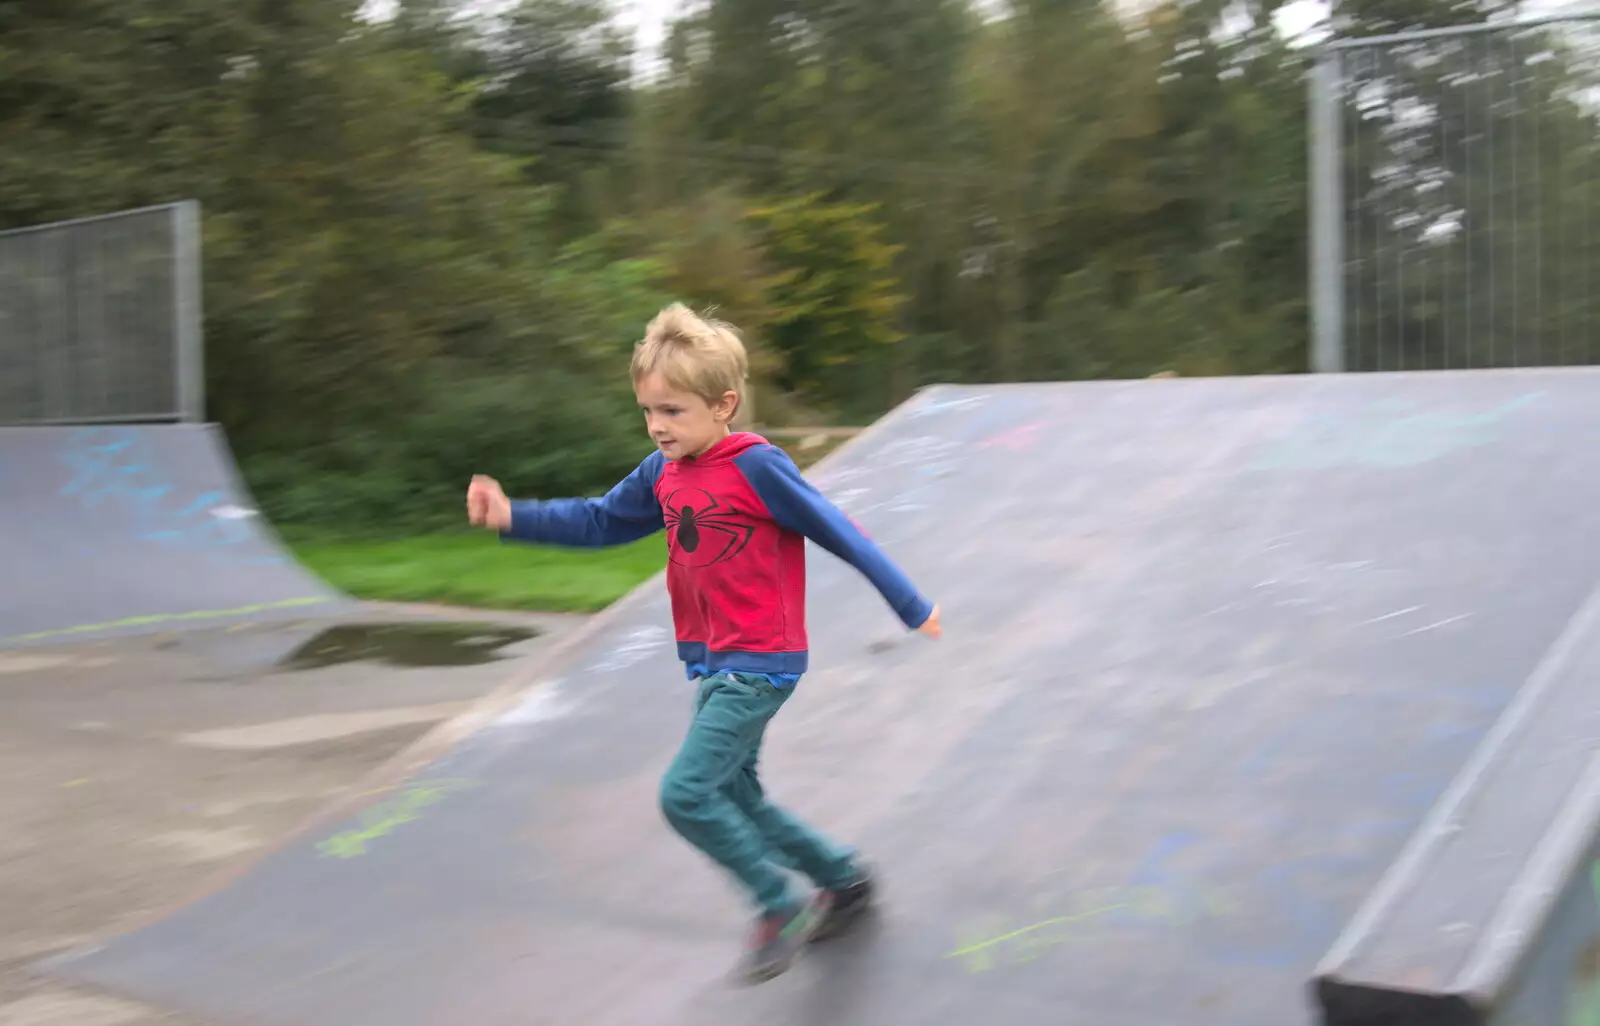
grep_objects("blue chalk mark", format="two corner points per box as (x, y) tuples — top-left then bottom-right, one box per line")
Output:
(1378, 770), (1446, 811)
(1127, 830), (1201, 888)
(53, 428), (275, 567)
(175, 492), (225, 516)
(1203, 852), (1363, 971)
(1251, 391), (1545, 471)
(1423, 719), (1474, 744)
(62, 462), (173, 511)
(1112, 830), (1207, 929)
(1235, 738), (1282, 779)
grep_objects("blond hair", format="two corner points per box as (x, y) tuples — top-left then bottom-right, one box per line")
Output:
(631, 303), (748, 408)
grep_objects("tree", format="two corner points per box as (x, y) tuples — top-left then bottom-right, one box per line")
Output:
(748, 192), (907, 406)
(0, 0), (673, 530)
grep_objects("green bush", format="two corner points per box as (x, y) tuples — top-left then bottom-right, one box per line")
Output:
(241, 364), (653, 536)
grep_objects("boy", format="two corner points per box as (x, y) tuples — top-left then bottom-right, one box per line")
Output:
(466, 303), (941, 983)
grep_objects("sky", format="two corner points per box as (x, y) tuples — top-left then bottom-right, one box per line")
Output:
(361, 0), (1599, 76)
(361, 0), (679, 62)
(362, 0), (1316, 79)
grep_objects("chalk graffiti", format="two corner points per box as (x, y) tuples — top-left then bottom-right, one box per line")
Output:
(585, 624), (671, 674)
(862, 434), (966, 477)
(821, 433), (966, 527)
(316, 778), (478, 859)
(907, 392), (986, 420)
(1250, 392), (1544, 471)
(980, 422), (1047, 451)
(948, 830), (1364, 976)
(493, 679), (569, 727)
(1214, 852), (1379, 970)
(58, 427), (284, 561)
(948, 903), (1129, 974)
(0, 596), (333, 647)
(947, 882), (1237, 973)
(805, 396), (996, 531)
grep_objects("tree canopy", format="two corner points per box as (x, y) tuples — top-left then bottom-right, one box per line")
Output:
(4, 0), (1597, 529)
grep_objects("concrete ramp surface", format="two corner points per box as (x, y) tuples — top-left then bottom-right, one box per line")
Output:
(1, 424), (348, 648)
(40, 370), (1600, 1025)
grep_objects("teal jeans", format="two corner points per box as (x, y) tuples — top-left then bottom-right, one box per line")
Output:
(658, 672), (857, 915)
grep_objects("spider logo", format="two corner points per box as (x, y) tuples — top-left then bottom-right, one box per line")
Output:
(663, 488), (755, 567)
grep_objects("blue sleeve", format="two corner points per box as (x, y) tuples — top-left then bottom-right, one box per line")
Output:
(500, 452), (665, 548)
(735, 445), (934, 630)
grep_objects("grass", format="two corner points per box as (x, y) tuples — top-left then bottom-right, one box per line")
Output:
(278, 430), (863, 615)
(285, 529), (668, 613)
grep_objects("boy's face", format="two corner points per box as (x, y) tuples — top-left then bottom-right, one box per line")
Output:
(635, 371), (738, 461)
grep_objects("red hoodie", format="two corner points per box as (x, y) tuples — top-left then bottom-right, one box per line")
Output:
(502, 432), (932, 680)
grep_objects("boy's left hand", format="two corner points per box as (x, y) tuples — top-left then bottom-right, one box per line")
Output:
(919, 605), (942, 639)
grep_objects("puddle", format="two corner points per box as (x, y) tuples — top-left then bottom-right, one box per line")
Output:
(278, 621), (540, 670)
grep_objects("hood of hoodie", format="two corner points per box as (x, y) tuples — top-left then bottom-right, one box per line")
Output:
(680, 431), (768, 467)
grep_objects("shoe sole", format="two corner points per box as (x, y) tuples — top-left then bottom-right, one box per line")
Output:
(810, 899), (873, 942)
(810, 875), (876, 943)
(733, 898), (830, 985)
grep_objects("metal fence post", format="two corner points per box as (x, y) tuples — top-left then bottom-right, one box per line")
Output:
(172, 199), (205, 423)
(1310, 45), (1345, 373)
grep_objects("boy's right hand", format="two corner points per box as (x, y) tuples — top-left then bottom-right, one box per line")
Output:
(466, 475), (512, 531)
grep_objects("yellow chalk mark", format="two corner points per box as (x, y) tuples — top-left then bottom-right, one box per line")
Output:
(948, 880), (1241, 974)
(346, 776), (477, 802)
(2, 597), (334, 645)
(947, 903), (1130, 960)
(316, 778), (477, 859)
(61, 778), (90, 788)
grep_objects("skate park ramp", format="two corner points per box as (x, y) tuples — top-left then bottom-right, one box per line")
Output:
(1, 424), (350, 648)
(40, 369), (1600, 1025)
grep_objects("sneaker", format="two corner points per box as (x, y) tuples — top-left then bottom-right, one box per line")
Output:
(736, 891), (832, 984)
(811, 859), (876, 942)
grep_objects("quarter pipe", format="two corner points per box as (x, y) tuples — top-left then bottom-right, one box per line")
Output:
(1, 424), (349, 648)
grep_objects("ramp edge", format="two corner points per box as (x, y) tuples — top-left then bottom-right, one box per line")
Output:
(196, 422), (352, 606)
(1312, 978), (1480, 1026)
(1313, 580), (1600, 1025)
(0, 423), (354, 649)
(1451, 751), (1600, 1024)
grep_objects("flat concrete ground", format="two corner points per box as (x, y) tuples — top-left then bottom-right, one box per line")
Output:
(0, 605), (584, 1026)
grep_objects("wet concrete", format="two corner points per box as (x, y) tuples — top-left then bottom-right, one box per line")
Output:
(277, 622), (541, 671)
(0, 607), (585, 1026)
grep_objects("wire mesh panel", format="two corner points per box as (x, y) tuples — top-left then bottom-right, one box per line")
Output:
(1313, 17), (1600, 372)
(0, 202), (203, 424)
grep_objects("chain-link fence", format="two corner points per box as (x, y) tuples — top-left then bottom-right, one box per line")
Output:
(0, 201), (203, 424)
(1311, 15), (1600, 373)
